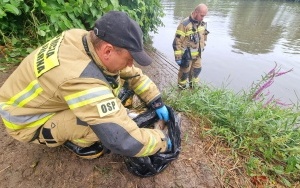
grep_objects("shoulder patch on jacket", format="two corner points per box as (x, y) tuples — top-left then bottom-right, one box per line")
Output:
(34, 32), (65, 77)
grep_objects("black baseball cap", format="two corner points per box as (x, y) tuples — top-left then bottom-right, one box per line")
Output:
(94, 11), (152, 66)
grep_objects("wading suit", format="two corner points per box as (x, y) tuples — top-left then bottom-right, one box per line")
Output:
(0, 29), (169, 157)
(173, 14), (208, 88)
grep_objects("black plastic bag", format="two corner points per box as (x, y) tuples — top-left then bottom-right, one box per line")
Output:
(180, 48), (192, 68)
(124, 106), (181, 177)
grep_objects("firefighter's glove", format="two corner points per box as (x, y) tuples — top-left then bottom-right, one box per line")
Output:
(159, 124), (172, 152)
(155, 106), (170, 122)
(176, 59), (182, 66)
(166, 137), (172, 152)
(151, 98), (170, 121)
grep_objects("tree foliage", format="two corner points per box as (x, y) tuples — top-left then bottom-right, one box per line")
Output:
(0, 0), (164, 67)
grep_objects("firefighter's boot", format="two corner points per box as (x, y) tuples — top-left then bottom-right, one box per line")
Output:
(189, 67), (202, 89)
(64, 141), (104, 159)
(189, 77), (200, 89)
(178, 72), (189, 90)
(178, 82), (188, 90)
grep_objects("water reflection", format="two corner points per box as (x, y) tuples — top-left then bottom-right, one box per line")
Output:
(230, 1), (283, 54)
(230, 1), (300, 55)
(279, 5), (300, 55)
(151, 0), (300, 103)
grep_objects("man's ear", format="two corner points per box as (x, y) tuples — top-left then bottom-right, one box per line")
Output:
(97, 43), (114, 61)
(102, 43), (114, 58)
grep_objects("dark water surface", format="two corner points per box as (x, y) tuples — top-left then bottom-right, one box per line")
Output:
(150, 0), (300, 104)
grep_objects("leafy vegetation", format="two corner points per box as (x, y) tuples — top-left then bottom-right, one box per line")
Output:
(164, 65), (300, 187)
(0, 0), (164, 70)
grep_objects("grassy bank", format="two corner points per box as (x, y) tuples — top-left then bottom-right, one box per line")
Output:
(163, 66), (300, 187)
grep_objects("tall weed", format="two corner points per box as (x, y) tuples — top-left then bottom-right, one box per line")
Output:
(164, 65), (300, 186)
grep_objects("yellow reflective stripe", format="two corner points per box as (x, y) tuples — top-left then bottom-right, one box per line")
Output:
(7, 80), (43, 107)
(64, 87), (114, 109)
(134, 78), (151, 95)
(174, 50), (183, 55)
(191, 51), (199, 56)
(186, 30), (194, 35)
(175, 30), (185, 36)
(113, 83), (122, 96)
(179, 79), (188, 85)
(197, 27), (205, 32)
(3, 113), (55, 130)
(19, 88), (43, 107)
(72, 139), (89, 144)
(0, 102), (8, 110)
(141, 134), (157, 156)
(177, 26), (204, 38)
(191, 77), (199, 83)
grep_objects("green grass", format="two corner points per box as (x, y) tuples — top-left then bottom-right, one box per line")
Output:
(163, 81), (300, 187)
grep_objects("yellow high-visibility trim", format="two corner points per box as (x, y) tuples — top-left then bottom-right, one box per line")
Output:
(113, 83), (122, 96)
(19, 87), (43, 107)
(191, 51), (199, 56)
(69, 93), (114, 109)
(175, 30), (185, 36)
(134, 79), (151, 95)
(3, 113), (55, 130)
(141, 134), (157, 156)
(197, 27), (205, 32)
(179, 79), (188, 85)
(186, 30), (194, 35)
(64, 87), (109, 101)
(7, 80), (42, 107)
(174, 50), (183, 55)
(0, 102), (8, 110)
(64, 87), (114, 109)
(72, 139), (89, 144)
(191, 77), (199, 82)
(7, 80), (39, 105)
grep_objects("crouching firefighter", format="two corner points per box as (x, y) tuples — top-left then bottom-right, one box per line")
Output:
(0, 11), (175, 160)
(172, 3), (209, 89)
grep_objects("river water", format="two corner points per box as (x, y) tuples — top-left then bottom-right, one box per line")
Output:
(150, 0), (300, 104)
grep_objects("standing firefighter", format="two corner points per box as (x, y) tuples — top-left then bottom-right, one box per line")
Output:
(173, 3), (209, 89)
(0, 11), (174, 160)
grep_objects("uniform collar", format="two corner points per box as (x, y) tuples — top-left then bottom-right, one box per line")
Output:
(189, 13), (200, 24)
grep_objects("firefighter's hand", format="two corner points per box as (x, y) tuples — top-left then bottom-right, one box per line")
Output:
(165, 137), (172, 152)
(176, 59), (182, 66)
(155, 105), (170, 121)
(160, 125), (172, 152)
